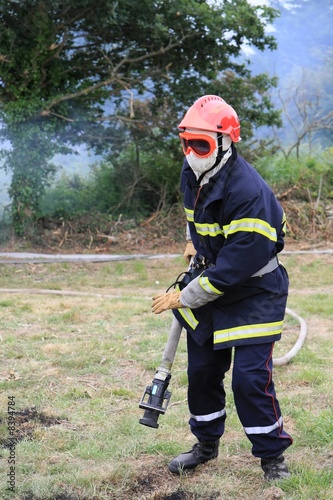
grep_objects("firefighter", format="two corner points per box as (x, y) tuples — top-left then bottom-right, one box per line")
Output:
(152, 95), (293, 480)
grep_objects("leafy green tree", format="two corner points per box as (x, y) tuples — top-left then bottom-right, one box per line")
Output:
(0, 0), (281, 233)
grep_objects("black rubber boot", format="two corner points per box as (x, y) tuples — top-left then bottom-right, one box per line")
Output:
(168, 439), (219, 474)
(261, 455), (291, 480)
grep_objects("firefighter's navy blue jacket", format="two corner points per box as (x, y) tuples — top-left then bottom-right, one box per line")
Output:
(173, 145), (289, 349)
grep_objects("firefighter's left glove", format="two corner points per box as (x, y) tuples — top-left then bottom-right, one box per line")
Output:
(152, 291), (183, 314)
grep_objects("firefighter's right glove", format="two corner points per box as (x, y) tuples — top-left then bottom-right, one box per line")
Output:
(152, 291), (183, 314)
(183, 241), (196, 264)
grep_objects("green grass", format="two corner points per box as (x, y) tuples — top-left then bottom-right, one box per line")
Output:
(0, 253), (332, 499)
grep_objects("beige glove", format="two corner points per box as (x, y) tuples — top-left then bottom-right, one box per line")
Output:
(183, 240), (196, 264)
(152, 291), (183, 314)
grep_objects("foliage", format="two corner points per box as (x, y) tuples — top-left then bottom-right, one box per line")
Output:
(0, 0), (281, 233)
(40, 137), (183, 219)
(39, 173), (94, 218)
(40, 146), (333, 227)
(32, 147), (333, 250)
(96, 139), (183, 216)
(254, 148), (333, 201)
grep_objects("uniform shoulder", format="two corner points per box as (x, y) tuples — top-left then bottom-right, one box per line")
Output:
(230, 154), (265, 199)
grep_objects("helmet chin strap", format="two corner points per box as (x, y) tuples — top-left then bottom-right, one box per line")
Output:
(197, 133), (226, 185)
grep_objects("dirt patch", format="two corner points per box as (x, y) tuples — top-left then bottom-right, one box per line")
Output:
(0, 406), (67, 447)
(158, 489), (220, 500)
(262, 486), (285, 499)
(122, 464), (221, 500)
(21, 494), (87, 500)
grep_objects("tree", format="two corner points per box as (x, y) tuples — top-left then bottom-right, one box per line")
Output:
(0, 0), (281, 233)
(272, 50), (333, 159)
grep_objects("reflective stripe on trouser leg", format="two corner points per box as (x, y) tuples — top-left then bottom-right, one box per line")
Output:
(232, 342), (293, 459)
(187, 332), (231, 441)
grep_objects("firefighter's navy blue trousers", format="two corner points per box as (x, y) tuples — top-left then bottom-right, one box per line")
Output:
(187, 333), (293, 459)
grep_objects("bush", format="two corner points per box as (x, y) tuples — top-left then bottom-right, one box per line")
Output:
(40, 140), (183, 220)
(254, 148), (333, 201)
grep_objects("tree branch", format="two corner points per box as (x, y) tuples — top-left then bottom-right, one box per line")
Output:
(40, 33), (193, 118)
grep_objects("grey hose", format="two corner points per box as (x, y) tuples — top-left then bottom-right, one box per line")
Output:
(273, 306), (308, 366)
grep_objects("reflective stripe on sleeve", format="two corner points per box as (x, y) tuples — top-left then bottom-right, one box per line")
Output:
(244, 416), (283, 435)
(282, 211), (287, 235)
(184, 207), (194, 223)
(214, 321), (283, 345)
(199, 276), (224, 295)
(223, 218), (277, 242)
(178, 307), (199, 330)
(194, 221), (223, 237)
(190, 408), (226, 422)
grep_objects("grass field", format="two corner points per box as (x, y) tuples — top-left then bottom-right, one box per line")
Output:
(0, 252), (332, 499)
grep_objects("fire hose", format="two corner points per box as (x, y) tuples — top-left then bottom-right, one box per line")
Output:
(139, 306), (307, 429)
(139, 316), (182, 429)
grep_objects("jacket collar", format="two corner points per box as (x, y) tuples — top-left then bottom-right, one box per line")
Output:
(183, 145), (238, 206)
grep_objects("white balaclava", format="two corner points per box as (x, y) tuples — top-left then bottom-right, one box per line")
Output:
(185, 128), (232, 184)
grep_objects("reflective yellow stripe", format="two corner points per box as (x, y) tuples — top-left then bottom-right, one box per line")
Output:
(195, 222), (223, 237)
(282, 211), (287, 235)
(282, 211), (286, 224)
(184, 207), (194, 223)
(199, 276), (224, 295)
(223, 218), (277, 242)
(214, 321), (283, 345)
(178, 307), (199, 330)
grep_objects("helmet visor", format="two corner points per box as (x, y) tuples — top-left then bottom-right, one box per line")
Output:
(179, 132), (216, 158)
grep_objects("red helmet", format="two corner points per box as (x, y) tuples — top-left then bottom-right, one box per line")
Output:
(178, 95), (241, 142)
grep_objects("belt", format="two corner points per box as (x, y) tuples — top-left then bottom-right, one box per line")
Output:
(251, 256), (279, 277)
